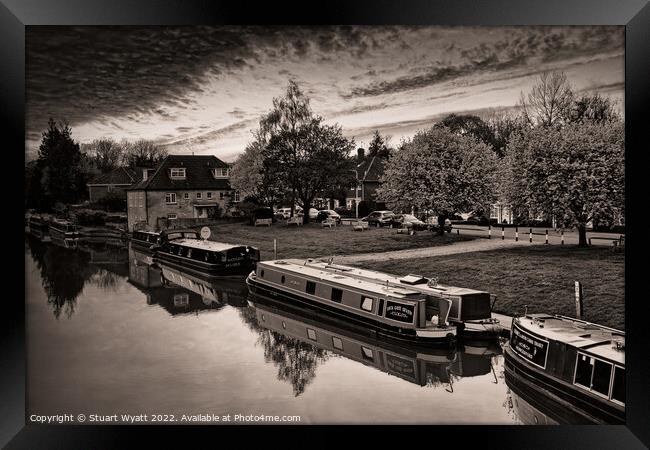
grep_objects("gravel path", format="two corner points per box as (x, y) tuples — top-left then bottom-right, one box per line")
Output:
(335, 238), (524, 264)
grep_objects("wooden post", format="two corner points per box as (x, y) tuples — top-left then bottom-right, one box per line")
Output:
(488, 225), (491, 239)
(501, 226), (505, 240)
(574, 281), (584, 319)
(529, 228), (532, 243)
(561, 230), (564, 245)
(273, 238), (277, 260)
(515, 227), (518, 242)
(456, 228), (459, 235)
(545, 229), (549, 245)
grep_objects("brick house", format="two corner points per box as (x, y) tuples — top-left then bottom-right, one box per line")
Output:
(87, 167), (139, 202)
(126, 155), (238, 231)
(346, 148), (387, 211)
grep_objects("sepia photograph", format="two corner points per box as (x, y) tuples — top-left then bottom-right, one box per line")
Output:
(23, 24), (626, 427)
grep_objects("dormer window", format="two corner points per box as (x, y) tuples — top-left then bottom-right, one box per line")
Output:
(212, 168), (229, 178)
(170, 168), (186, 179)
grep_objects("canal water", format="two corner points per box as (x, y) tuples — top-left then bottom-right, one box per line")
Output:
(25, 236), (521, 424)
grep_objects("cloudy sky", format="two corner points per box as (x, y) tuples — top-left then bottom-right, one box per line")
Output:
(25, 25), (624, 162)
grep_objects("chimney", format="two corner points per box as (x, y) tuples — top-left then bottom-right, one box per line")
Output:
(357, 148), (365, 161)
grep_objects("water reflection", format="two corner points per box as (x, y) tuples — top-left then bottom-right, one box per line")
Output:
(243, 295), (502, 397)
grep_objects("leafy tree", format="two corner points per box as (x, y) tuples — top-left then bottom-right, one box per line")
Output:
(503, 122), (624, 246)
(36, 119), (87, 208)
(519, 71), (574, 127)
(263, 118), (355, 224)
(569, 94), (621, 124)
(486, 112), (527, 158)
(89, 138), (124, 173)
(377, 127), (499, 234)
(367, 130), (392, 158)
(123, 139), (167, 168)
(435, 114), (495, 148)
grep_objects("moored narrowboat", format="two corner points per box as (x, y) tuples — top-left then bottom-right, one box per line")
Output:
(246, 259), (457, 346)
(504, 314), (624, 424)
(27, 214), (50, 240)
(49, 218), (80, 239)
(130, 228), (199, 250)
(300, 260), (500, 341)
(155, 238), (260, 278)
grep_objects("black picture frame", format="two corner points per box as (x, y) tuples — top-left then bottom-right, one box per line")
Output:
(4, 0), (648, 447)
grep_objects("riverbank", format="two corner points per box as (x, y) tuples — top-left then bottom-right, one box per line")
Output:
(355, 245), (625, 331)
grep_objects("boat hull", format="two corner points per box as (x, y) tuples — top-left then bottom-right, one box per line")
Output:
(504, 345), (624, 424)
(154, 252), (256, 279)
(246, 273), (456, 347)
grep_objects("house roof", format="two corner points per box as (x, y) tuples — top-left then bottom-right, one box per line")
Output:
(88, 167), (138, 186)
(127, 155), (231, 191)
(356, 154), (386, 182)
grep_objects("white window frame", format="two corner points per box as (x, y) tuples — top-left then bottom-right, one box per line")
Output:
(165, 193), (177, 204)
(207, 192), (213, 199)
(170, 168), (186, 179)
(212, 167), (230, 178)
(196, 192), (202, 199)
(307, 328), (317, 341)
(183, 192), (189, 200)
(332, 337), (344, 350)
(234, 191), (240, 202)
(573, 352), (619, 402)
(167, 213), (178, 220)
(361, 296), (374, 312)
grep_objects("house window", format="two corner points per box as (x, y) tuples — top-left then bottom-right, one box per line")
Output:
(234, 191), (240, 202)
(196, 192), (202, 199)
(167, 214), (177, 220)
(165, 193), (177, 204)
(212, 168), (229, 178)
(219, 192), (224, 200)
(306, 281), (316, 295)
(183, 192), (189, 200)
(361, 296), (374, 312)
(170, 168), (186, 179)
(207, 192), (213, 199)
(331, 288), (343, 303)
(332, 337), (343, 350)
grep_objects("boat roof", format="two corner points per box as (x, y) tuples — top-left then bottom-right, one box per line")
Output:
(516, 314), (624, 365)
(170, 238), (248, 252)
(259, 259), (426, 302)
(302, 260), (488, 297)
(134, 230), (160, 235)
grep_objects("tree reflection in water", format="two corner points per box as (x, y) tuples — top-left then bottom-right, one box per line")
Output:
(238, 305), (330, 396)
(26, 236), (98, 319)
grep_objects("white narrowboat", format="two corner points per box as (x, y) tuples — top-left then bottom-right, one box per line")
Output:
(49, 218), (80, 239)
(246, 259), (457, 346)
(298, 260), (500, 341)
(504, 314), (624, 424)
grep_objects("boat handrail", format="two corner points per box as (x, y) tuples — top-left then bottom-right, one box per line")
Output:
(555, 314), (624, 335)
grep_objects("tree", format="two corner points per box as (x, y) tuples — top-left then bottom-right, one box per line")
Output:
(377, 127), (499, 235)
(435, 114), (495, 148)
(89, 138), (124, 173)
(122, 139), (167, 168)
(519, 71), (574, 127)
(229, 135), (287, 208)
(367, 130), (392, 158)
(36, 119), (87, 208)
(569, 94), (621, 124)
(263, 118), (355, 224)
(503, 122), (624, 246)
(485, 112), (527, 158)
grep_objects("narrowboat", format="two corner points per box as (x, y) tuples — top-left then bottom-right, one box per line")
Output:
(246, 259), (457, 346)
(248, 294), (459, 388)
(27, 214), (50, 240)
(49, 218), (80, 239)
(130, 228), (199, 250)
(504, 314), (625, 424)
(155, 238), (260, 278)
(298, 260), (500, 341)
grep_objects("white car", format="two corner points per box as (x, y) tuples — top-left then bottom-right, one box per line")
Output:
(308, 208), (319, 219)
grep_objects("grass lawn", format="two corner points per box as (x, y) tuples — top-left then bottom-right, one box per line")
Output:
(356, 245), (625, 331)
(208, 221), (474, 260)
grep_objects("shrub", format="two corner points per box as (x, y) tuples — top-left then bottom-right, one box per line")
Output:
(74, 209), (107, 226)
(96, 192), (127, 212)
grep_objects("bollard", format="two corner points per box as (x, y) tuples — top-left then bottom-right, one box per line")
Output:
(515, 227), (518, 242)
(561, 230), (564, 245)
(273, 238), (277, 259)
(488, 225), (491, 239)
(574, 281), (584, 319)
(529, 228), (532, 243)
(501, 226), (505, 240)
(456, 228), (459, 235)
(545, 229), (548, 245)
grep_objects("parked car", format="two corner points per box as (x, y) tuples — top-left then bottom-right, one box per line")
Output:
(308, 208), (319, 219)
(316, 209), (342, 224)
(391, 214), (429, 231)
(466, 214), (490, 226)
(365, 210), (395, 227)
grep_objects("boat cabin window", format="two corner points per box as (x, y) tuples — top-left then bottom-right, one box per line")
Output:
(377, 298), (384, 317)
(574, 353), (616, 398)
(332, 337), (343, 350)
(574, 354), (594, 389)
(306, 281), (316, 295)
(611, 366), (625, 404)
(260, 270), (265, 278)
(307, 328), (317, 341)
(330, 288), (343, 303)
(361, 296), (374, 312)
(281, 275), (285, 284)
(361, 346), (374, 361)
(592, 359), (613, 396)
